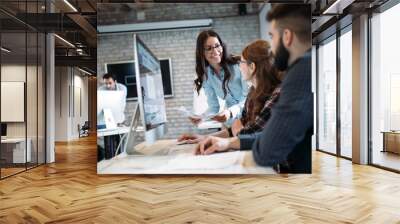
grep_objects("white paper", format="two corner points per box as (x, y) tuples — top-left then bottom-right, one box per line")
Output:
(160, 151), (244, 170)
(175, 106), (218, 121)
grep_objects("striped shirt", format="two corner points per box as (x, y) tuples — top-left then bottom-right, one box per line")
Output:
(238, 86), (281, 135)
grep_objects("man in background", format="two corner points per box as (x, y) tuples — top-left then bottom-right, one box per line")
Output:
(98, 73), (127, 120)
(98, 73), (128, 160)
(99, 73), (127, 99)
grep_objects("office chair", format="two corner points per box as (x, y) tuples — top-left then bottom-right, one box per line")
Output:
(78, 121), (90, 138)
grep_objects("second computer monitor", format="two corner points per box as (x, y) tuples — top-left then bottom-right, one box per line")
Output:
(133, 34), (167, 142)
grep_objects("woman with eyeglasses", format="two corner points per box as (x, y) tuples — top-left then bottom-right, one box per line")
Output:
(179, 39), (282, 145)
(189, 29), (249, 126)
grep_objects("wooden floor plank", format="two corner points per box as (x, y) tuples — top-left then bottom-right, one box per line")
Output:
(0, 135), (400, 223)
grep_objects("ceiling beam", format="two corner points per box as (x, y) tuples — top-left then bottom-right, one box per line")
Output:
(67, 14), (97, 47)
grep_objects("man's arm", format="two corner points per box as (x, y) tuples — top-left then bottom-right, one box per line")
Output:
(194, 131), (261, 155)
(252, 60), (313, 167)
(237, 132), (263, 150)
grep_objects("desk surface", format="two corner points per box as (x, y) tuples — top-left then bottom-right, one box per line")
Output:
(196, 120), (222, 130)
(97, 126), (132, 137)
(381, 131), (400, 134)
(97, 139), (275, 174)
(1, 138), (28, 143)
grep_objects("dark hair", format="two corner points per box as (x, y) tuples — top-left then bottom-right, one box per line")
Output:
(241, 40), (281, 126)
(266, 4), (311, 43)
(194, 30), (239, 97)
(102, 73), (117, 81)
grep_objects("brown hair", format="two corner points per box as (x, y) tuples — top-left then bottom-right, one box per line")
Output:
(241, 40), (281, 126)
(266, 4), (311, 44)
(194, 30), (239, 98)
(102, 73), (117, 81)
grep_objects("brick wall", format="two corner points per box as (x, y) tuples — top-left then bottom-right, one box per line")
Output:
(98, 3), (261, 25)
(97, 4), (260, 139)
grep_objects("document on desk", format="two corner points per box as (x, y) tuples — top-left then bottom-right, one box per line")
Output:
(98, 151), (245, 174)
(98, 139), (276, 174)
(159, 151), (245, 171)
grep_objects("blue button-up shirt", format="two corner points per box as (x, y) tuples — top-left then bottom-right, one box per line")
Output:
(203, 63), (249, 126)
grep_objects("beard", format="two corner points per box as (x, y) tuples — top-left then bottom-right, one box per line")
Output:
(273, 37), (290, 71)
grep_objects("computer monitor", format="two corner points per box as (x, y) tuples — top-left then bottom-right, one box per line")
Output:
(97, 90), (126, 129)
(1, 123), (7, 137)
(133, 34), (167, 143)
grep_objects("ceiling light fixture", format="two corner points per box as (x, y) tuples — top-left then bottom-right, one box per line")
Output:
(323, 0), (354, 15)
(54, 34), (75, 48)
(78, 67), (92, 76)
(98, 19), (213, 33)
(63, 0), (78, 12)
(1, 47), (11, 53)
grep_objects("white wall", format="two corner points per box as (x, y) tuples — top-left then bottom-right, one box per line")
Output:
(1, 65), (26, 139)
(1, 65), (39, 137)
(1, 63), (46, 164)
(55, 67), (89, 141)
(72, 73), (89, 138)
(55, 66), (68, 141)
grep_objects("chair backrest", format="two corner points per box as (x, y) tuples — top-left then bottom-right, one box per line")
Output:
(82, 121), (90, 129)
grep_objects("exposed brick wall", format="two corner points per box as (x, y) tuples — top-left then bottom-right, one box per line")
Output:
(97, 4), (260, 139)
(98, 3), (261, 25)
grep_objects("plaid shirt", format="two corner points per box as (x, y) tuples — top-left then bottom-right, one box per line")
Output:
(238, 86), (281, 135)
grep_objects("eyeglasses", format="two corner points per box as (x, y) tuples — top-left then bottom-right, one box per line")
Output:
(238, 60), (251, 64)
(204, 44), (222, 52)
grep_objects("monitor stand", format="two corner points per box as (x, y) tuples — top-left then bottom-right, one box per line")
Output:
(123, 104), (144, 155)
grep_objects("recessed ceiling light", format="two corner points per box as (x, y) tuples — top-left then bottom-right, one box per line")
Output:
(1, 47), (11, 53)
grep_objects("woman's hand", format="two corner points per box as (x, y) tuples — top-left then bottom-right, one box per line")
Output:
(231, 119), (244, 136)
(211, 110), (231, 123)
(188, 115), (202, 125)
(177, 133), (205, 144)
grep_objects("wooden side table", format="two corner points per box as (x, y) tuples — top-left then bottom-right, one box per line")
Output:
(381, 131), (400, 154)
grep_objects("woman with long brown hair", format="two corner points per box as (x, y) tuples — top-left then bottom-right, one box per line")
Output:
(179, 39), (282, 144)
(233, 39), (281, 135)
(190, 30), (249, 125)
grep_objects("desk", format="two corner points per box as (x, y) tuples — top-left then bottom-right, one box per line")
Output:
(97, 126), (143, 160)
(196, 120), (222, 130)
(97, 139), (275, 174)
(97, 126), (131, 137)
(1, 138), (31, 163)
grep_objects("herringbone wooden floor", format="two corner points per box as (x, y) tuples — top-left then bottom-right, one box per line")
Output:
(1, 135), (400, 223)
